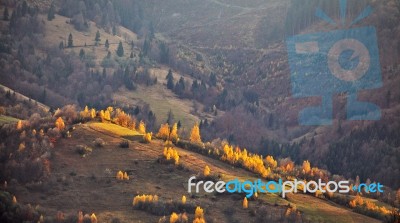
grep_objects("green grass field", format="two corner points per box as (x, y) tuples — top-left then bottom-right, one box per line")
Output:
(0, 115), (19, 125)
(114, 86), (200, 130)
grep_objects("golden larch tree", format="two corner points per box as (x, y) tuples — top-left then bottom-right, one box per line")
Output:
(104, 110), (111, 121)
(243, 197), (248, 209)
(55, 117), (65, 130)
(302, 160), (311, 174)
(16, 120), (23, 130)
(182, 195), (186, 204)
(170, 212), (179, 223)
(194, 206), (204, 219)
(170, 123), (179, 142)
(203, 165), (210, 177)
(190, 123), (201, 143)
(157, 123), (170, 140)
(90, 213), (97, 223)
(90, 108), (96, 119)
(138, 121), (146, 134)
(143, 132), (152, 143)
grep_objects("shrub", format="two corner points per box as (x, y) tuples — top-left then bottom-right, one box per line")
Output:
(116, 171), (129, 180)
(193, 206), (206, 223)
(76, 145), (92, 156)
(203, 166), (210, 177)
(162, 147), (180, 165)
(119, 140), (129, 148)
(143, 132), (152, 143)
(93, 138), (105, 147)
(133, 195), (196, 216)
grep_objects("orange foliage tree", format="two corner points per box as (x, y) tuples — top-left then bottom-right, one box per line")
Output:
(243, 197), (248, 209)
(170, 123), (179, 142)
(55, 117), (65, 130)
(190, 123), (201, 143)
(203, 165), (210, 177)
(157, 123), (170, 140)
(221, 144), (270, 178)
(302, 160), (311, 174)
(138, 121), (146, 134)
(163, 147), (180, 165)
(265, 155), (277, 169)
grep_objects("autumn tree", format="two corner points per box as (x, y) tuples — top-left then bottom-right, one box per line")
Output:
(243, 197), (248, 209)
(157, 123), (170, 140)
(190, 123), (202, 143)
(90, 108), (96, 119)
(79, 106), (91, 118)
(194, 206), (204, 219)
(170, 212), (179, 223)
(55, 117), (65, 130)
(170, 123), (179, 142)
(90, 213), (97, 223)
(143, 132), (152, 143)
(182, 195), (186, 204)
(302, 160), (311, 174)
(203, 165), (210, 177)
(104, 110), (111, 121)
(138, 120), (146, 134)
(265, 155), (277, 168)
(16, 120), (23, 130)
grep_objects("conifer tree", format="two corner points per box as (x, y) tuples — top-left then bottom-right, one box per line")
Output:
(116, 41), (124, 57)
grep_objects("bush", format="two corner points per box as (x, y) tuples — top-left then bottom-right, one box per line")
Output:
(133, 195), (196, 216)
(119, 140), (129, 148)
(76, 145), (92, 156)
(93, 138), (105, 147)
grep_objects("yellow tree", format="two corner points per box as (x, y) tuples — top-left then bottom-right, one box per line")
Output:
(138, 121), (146, 134)
(16, 120), (23, 130)
(104, 110), (111, 121)
(194, 206), (204, 219)
(90, 213), (97, 223)
(203, 165), (210, 177)
(170, 212), (179, 223)
(143, 132), (152, 143)
(182, 195), (187, 204)
(302, 160), (311, 174)
(157, 123), (170, 140)
(243, 197), (248, 209)
(265, 155), (277, 168)
(80, 106), (90, 118)
(90, 108), (96, 119)
(190, 123), (201, 143)
(55, 117), (65, 130)
(170, 123), (179, 142)
(99, 110), (105, 121)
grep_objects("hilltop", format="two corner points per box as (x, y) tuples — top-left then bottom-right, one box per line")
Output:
(4, 117), (386, 222)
